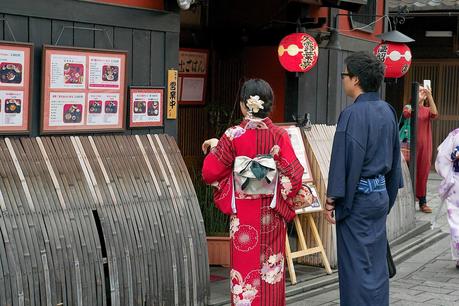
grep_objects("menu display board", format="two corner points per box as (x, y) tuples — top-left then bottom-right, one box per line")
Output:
(280, 125), (322, 213)
(282, 125), (314, 183)
(129, 87), (164, 128)
(41, 45), (127, 133)
(0, 41), (33, 134)
(178, 48), (208, 105)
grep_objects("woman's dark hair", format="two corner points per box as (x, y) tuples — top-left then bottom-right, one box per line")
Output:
(240, 79), (274, 118)
(344, 51), (385, 92)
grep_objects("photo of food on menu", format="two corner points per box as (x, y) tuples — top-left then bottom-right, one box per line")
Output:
(63, 63), (84, 84)
(0, 63), (22, 84)
(63, 104), (83, 123)
(102, 65), (119, 82)
(5, 98), (21, 113)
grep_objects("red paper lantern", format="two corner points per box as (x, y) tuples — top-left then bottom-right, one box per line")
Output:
(374, 42), (412, 78)
(278, 33), (319, 72)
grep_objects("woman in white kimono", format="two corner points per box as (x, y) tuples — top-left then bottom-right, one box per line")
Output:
(435, 128), (459, 268)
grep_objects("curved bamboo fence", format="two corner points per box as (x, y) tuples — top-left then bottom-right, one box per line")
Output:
(0, 134), (209, 306)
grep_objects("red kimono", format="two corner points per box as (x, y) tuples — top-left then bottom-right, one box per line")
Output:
(202, 117), (303, 306)
(403, 104), (438, 199)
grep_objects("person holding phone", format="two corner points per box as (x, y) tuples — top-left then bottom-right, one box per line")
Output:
(403, 81), (439, 213)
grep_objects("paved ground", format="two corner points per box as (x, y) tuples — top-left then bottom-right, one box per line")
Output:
(289, 172), (459, 305)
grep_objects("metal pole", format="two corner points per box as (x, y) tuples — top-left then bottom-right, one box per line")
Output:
(410, 82), (419, 202)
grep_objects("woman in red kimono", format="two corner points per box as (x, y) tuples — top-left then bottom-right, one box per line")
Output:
(403, 85), (438, 213)
(202, 79), (304, 306)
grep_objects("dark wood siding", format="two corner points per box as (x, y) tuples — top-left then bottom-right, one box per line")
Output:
(296, 48), (354, 125)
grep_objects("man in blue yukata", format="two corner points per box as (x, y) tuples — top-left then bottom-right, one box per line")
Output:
(324, 51), (403, 306)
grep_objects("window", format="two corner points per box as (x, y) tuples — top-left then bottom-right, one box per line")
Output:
(349, 0), (376, 33)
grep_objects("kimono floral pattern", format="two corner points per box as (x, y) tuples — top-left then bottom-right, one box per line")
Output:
(233, 224), (259, 252)
(231, 269), (260, 305)
(225, 126), (246, 141)
(245, 119), (268, 130)
(261, 253), (284, 285)
(214, 176), (232, 201)
(260, 207), (281, 234)
(235, 191), (267, 200)
(280, 175), (292, 200)
(230, 216), (240, 239)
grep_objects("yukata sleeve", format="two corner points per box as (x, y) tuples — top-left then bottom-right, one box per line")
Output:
(327, 111), (366, 218)
(385, 120), (404, 212)
(202, 132), (235, 185)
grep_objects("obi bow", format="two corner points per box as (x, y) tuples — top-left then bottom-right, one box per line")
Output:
(234, 155), (277, 190)
(232, 155), (278, 213)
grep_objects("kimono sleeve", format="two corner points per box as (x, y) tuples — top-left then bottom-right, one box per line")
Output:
(202, 132), (235, 185)
(435, 130), (459, 200)
(435, 131), (456, 179)
(385, 118), (404, 212)
(275, 131), (304, 199)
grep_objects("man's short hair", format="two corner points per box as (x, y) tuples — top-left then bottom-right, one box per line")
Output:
(344, 51), (385, 92)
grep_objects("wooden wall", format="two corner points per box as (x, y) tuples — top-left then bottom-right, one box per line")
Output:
(0, 0), (179, 137)
(178, 51), (245, 171)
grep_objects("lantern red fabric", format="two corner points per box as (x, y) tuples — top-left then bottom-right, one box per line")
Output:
(374, 42), (412, 78)
(278, 33), (319, 72)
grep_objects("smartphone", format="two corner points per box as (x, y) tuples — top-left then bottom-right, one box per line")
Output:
(423, 80), (431, 90)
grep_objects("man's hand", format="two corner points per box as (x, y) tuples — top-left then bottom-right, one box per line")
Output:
(324, 197), (336, 225)
(202, 138), (219, 154)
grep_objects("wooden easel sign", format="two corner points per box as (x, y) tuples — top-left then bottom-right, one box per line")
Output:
(278, 124), (332, 284)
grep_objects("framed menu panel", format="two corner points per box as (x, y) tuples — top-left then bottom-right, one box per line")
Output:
(178, 48), (208, 105)
(129, 86), (164, 128)
(0, 41), (33, 134)
(280, 125), (314, 183)
(41, 45), (127, 134)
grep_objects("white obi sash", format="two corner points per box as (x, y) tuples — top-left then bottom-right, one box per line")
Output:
(231, 155), (278, 213)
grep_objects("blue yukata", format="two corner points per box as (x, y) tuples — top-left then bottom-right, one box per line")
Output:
(327, 92), (403, 306)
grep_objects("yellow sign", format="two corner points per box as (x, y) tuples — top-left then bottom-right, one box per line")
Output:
(167, 69), (178, 119)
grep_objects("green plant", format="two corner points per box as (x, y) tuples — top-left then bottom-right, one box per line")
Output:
(206, 102), (242, 137)
(192, 167), (230, 236)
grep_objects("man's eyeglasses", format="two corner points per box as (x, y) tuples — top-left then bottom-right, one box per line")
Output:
(341, 72), (353, 79)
